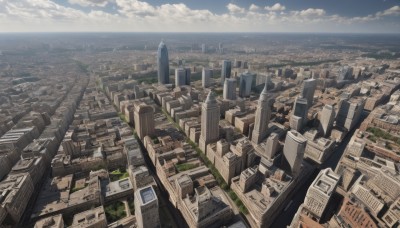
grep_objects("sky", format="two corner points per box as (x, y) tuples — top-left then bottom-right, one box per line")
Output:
(0, 0), (399, 33)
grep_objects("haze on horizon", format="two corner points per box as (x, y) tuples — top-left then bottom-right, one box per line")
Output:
(0, 0), (399, 33)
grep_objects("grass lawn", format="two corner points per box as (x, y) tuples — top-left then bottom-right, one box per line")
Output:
(110, 169), (130, 182)
(104, 201), (126, 223)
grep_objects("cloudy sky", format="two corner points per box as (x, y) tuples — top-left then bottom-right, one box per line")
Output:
(0, 0), (399, 33)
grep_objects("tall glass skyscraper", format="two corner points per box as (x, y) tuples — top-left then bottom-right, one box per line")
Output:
(221, 60), (231, 83)
(157, 41), (169, 84)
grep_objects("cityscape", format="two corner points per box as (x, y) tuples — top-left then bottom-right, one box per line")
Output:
(0, 1), (400, 228)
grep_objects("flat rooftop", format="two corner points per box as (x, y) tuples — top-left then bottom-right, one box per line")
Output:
(140, 186), (156, 204)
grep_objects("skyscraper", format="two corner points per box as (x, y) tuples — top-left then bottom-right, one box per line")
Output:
(304, 168), (339, 221)
(184, 67), (191, 85)
(290, 97), (308, 132)
(319, 105), (335, 137)
(252, 80), (272, 144)
(239, 72), (254, 98)
(301, 77), (317, 108)
(199, 91), (220, 153)
(282, 130), (307, 177)
(221, 60), (231, 83)
(223, 78), (236, 100)
(175, 68), (186, 86)
(202, 67), (212, 88)
(134, 103), (155, 140)
(157, 41), (169, 84)
(336, 98), (365, 131)
(135, 186), (160, 228)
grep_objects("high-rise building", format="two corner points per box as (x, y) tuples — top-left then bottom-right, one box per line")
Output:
(223, 78), (236, 100)
(218, 43), (223, 53)
(184, 67), (191, 85)
(135, 186), (160, 228)
(337, 65), (353, 81)
(304, 168), (339, 221)
(336, 98), (365, 131)
(252, 80), (272, 144)
(282, 130), (307, 177)
(134, 103), (155, 140)
(264, 133), (279, 159)
(201, 44), (206, 53)
(157, 41), (169, 84)
(199, 91), (220, 153)
(239, 72), (254, 98)
(319, 105), (335, 137)
(221, 60), (231, 83)
(301, 77), (317, 108)
(175, 68), (186, 86)
(290, 97), (308, 132)
(202, 67), (212, 88)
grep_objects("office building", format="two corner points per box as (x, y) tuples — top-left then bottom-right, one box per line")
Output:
(300, 77), (317, 108)
(223, 78), (236, 100)
(175, 68), (186, 86)
(251, 81), (271, 144)
(338, 65), (353, 81)
(157, 41), (170, 84)
(134, 103), (155, 140)
(221, 60), (231, 83)
(239, 72), (254, 98)
(199, 91), (220, 153)
(184, 67), (191, 85)
(319, 105), (335, 137)
(202, 67), (212, 88)
(304, 168), (339, 220)
(282, 130), (307, 177)
(290, 97), (308, 132)
(135, 186), (160, 228)
(264, 133), (279, 159)
(336, 98), (365, 131)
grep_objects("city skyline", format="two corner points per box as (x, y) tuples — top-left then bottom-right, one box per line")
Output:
(0, 0), (399, 33)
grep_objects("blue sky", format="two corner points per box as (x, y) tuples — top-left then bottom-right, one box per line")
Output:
(0, 0), (399, 33)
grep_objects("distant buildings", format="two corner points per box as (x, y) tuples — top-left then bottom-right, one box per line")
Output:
(201, 44), (206, 53)
(135, 186), (160, 228)
(282, 130), (307, 177)
(223, 78), (236, 100)
(157, 41), (170, 84)
(251, 81), (272, 144)
(199, 91), (220, 153)
(221, 60), (231, 83)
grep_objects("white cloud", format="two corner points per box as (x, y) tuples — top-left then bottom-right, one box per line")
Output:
(249, 4), (259, 11)
(116, 0), (156, 17)
(227, 3), (245, 14)
(298, 8), (325, 17)
(0, 1), (399, 33)
(265, 3), (286, 11)
(377, 5), (400, 16)
(68, 0), (110, 7)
